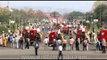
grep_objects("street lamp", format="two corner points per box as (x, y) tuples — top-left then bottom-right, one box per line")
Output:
(90, 15), (93, 32)
(94, 19), (98, 23)
(90, 15), (93, 22)
(93, 19), (98, 32)
(86, 20), (90, 23)
(9, 8), (13, 32)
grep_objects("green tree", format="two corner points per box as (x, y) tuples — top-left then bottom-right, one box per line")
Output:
(0, 7), (10, 23)
(71, 11), (85, 18)
(94, 4), (107, 23)
(102, 9), (107, 22)
(35, 10), (46, 22)
(85, 12), (93, 21)
(64, 11), (85, 21)
(50, 11), (61, 18)
(92, 1), (107, 11)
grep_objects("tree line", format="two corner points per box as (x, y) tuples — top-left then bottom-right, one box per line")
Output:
(0, 1), (107, 32)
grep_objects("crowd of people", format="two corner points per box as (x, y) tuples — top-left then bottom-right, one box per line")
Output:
(0, 21), (107, 60)
(42, 22), (107, 54)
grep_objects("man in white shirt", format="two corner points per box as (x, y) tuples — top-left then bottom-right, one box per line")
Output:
(58, 39), (62, 45)
(58, 44), (63, 60)
(44, 37), (49, 49)
(53, 39), (56, 50)
(56, 39), (61, 50)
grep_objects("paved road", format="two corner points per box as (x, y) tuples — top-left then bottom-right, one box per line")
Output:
(0, 44), (107, 59)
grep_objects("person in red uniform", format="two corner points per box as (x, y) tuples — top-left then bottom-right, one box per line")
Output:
(76, 26), (82, 39)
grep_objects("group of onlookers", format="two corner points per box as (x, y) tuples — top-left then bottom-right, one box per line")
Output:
(43, 29), (107, 55)
(0, 31), (30, 49)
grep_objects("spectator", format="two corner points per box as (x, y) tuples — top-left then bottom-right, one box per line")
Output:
(57, 43), (63, 60)
(53, 39), (56, 50)
(34, 41), (39, 56)
(56, 39), (59, 50)
(102, 39), (106, 53)
(69, 37), (75, 50)
(86, 38), (89, 51)
(8, 33), (13, 48)
(19, 37), (24, 49)
(2, 33), (7, 47)
(57, 39), (62, 49)
(83, 38), (88, 51)
(96, 39), (100, 51)
(43, 37), (49, 49)
(15, 35), (19, 48)
(62, 39), (67, 51)
(75, 38), (80, 51)
(25, 30), (30, 49)
(12, 35), (16, 48)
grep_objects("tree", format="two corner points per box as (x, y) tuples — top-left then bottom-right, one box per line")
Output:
(35, 10), (46, 22)
(50, 11), (61, 18)
(102, 9), (107, 22)
(85, 12), (93, 21)
(92, 1), (107, 11)
(71, 11), (85, 18)
(64, 11), (85, 21)
(0, 7), (10, 23)
(94, 4), (107, 23)
(63, 13), (72, 20)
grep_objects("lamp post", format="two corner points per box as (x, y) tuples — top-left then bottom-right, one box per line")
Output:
(9, 8), (13, 32)
(93, 19), (98, 32)
(86, 20), (90, 31)
(90, 15), (93, 32)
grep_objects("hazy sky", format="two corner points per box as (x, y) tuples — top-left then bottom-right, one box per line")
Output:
(0, 1), (95, 13)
